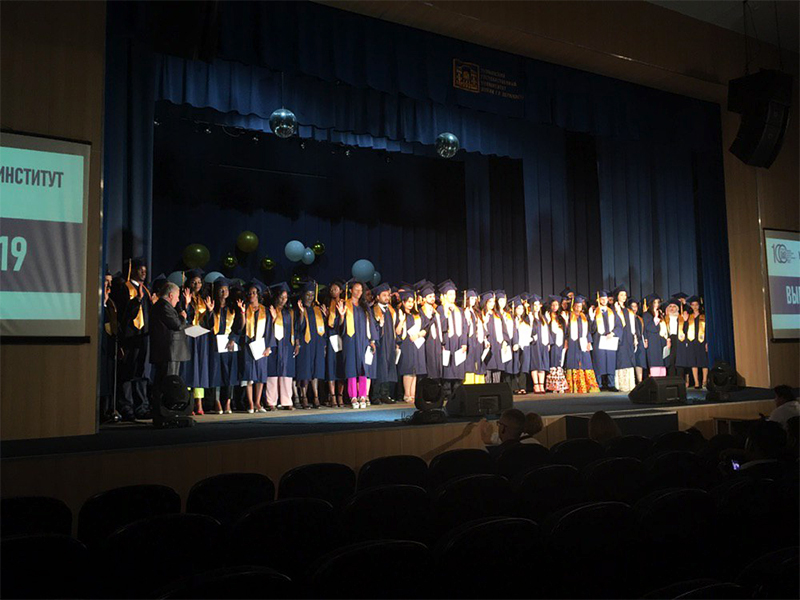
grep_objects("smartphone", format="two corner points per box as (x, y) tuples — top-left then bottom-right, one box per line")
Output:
(730, 459), (741, 471)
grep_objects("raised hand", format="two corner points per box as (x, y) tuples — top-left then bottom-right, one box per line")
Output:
(269, 305), (277, 319)
(297, 299), (305, 313)
(182, 287), (192, 307)
(203, 297), (214, 312)
(236, 299), (245, 312)
(320, 303), (328, 317)
(336, 300), (346, 317)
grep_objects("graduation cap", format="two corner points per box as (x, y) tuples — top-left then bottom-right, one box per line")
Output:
(559, 287), (574, 297)
(438, 279), (458, 294)
(301, 280), (318, 294)
(613, 285), (628, 296)
(185, 268), (204, 281)
(672, 292), (688, 300)
(112, 271), (123, 279)
(125, 256), (147, 280)
(529, 293), (543, 303)
(572, 294), (587, 305)
(397, 281), (413, 291)
(509, 295), (525, 307)
(465, 289), (478, 299)
(686, 295), (701, 304)
(419, 282), (436, 297)
(664, 299), (680, 309)
(414, 279), (431, 292)
(597, 289), (610, 299)
(480, 291), (495, 303)
(214, 277), (231, 288)
(373, 282), (391, 295)
(494, 289), (507, 299)
(547, 294), (562, 305)
(399, 289), (415, 302)
(626, 297), (640, 307)
(330, 278), (346, 288)
(151, 273), (167, 292)
(246, 279), (267, 294)
(269, 282), (291, 295)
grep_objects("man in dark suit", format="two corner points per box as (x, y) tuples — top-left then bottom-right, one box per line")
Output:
(149, 281), (190, 389)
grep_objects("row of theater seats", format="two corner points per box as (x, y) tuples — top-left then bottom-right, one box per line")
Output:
(2, 434), (798, 598)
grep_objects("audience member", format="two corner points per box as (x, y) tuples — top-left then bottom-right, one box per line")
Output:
(768, 385), (799, 429)
(733, 420), (788, 478)
(588, 410), (621, 444)
(479, 409), (535, 457)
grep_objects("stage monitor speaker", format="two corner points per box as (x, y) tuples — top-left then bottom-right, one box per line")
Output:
(152, 374), (195, 428)
(628, 376), (686, 405)
(446, 383), (513, 417)
(727, 69), (793, 168)
(705, 360), (738, 402)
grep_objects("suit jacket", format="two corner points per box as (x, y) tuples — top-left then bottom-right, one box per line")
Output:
(149, 298), (190, 364)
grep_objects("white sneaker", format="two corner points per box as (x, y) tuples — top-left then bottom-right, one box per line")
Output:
(359, 399), (367, 409)
(247, 409), (254, 414)
(351, 400), (360, 409)
(256, 407), (267, 413)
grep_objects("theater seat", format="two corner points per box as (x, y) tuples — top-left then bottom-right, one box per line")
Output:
(494, 442), (550, 480)
(186, 472), (275, 525)
(432, 474), (514, 536)
(427, 448), (495, 491)
(550, 438), (605, 469)
(582, 457), (645, 504)
(434, 517), (543, 599)
(308, 540), (431, 599)
(156, 566), (294, 599)
(514, 464), (587, 523)
(77, 484), (181, 547)
(651, 430), (697, 455)
(224, 498), (337, 579)
(340, 484), (430, 544)
(604, 434), (654, 460)
(642, 579), (721, 599)
(643, 451), (710, 491)
(278, 463), (356, 508)
(357, 455), (428, 490)
(1, 496), (72, 538)
(735, 546), (799, 600)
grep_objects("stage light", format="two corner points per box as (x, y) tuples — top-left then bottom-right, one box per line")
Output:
(706, 361), (738, 402)
(411, 378), (447, 424)
(152, 374), (194, 429)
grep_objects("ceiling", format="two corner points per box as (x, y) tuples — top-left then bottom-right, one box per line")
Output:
(647, 0), (799, 55)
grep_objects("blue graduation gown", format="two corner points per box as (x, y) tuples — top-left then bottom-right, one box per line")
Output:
(266, 306), (299, 378)
(296, 305), (327, 380)
(632, 314), (647, 368)
(615, 307), (637, 369)
(372, 304), (398, 383)
(591, 307), (619, 376)
(513, 318), (533, 374)
(530, 317), (550, 372)
(484, 312), (510, 371)
(202, 305), (243, 387)
(464, 309), (487, 376)
(420, 305), (444, 379)
(502, 314), (517, 375)
(240, 304), (272, 383)
(342, 301), (378, 379)
(181, 297), (211, 388)
(678, 316), (708, 368)
(643, 313), (667, 368)
(326, 303), (345, 381)
(546, 315), (567, 369)
(439, 305), (467, 380)
(564, 315), (594, 370)
(396, 311), (427, 377)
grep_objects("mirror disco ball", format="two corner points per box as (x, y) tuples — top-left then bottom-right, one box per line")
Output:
(435, 132), (460, 159)
(269, 108), (297, 138)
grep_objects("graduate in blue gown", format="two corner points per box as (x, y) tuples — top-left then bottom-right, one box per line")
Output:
(438, 280), (467, 400)
(180, 269), (211, 415)
(395, 289), (427, 402)
(337, 280), (378, 408)
(482, 291), (510, 384)
(678, 295), (709, 389)
(295, 281), (327, 409)
(240, 279), (272, 413)
(325, 279), (346, 407)
(663, 299), (685, 378)
(545, 295), (568, 393)
(627, 298), (647, 385)
(612, 286), (637, 393)
(370, 282), (398, 404)
(642, 294), (668, 376)
(463, 289), (488, 384)
(510, 295), (531, 394)
(419, 281), (445, 382)
(528, 294), (550, 394)
(266, 282), (301, 410)
(201, 277), (243, 414)
(590, 289), (620, 392)
(564, 295), (600, 393)
(496, 290), (517, 387)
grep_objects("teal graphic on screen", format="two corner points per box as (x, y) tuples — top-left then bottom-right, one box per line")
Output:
(0, 133), (90, 337)
(765, 229), (800, 340)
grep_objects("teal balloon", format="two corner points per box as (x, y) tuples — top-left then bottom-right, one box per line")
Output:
(371, 271), (381, 286)
(236, 230), (259, 253)
(167, 271), (184, 285)
(351, 259), (375, 283)
(182, 243), (210, 268)
(285, 240), (305, 262)
(301, 247), (315, 265)
(204, 271), (223, 283)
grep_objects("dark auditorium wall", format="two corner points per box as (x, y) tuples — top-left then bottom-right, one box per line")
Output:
(0, 1), (106, 439)
(319, 1), (800, 387)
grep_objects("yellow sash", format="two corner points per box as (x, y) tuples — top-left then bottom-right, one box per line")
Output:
(328, 300), (338, 328)
(304, 305), (326, 343)
(213, 309), (236, 335)
(125, 281), (149, 330)
(274, 308), (295, 344)
(191, 295), (207, 326)
(687, 314), (705, 343)
(245, 304), (267, 339)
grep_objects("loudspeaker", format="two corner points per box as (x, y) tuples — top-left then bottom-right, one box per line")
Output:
(728, 69), (793, 168)
(152, 374), (195, 428)
(628, 376), (686, 405)
(706, 360), (738, 402)
(446, 383), (513, 417)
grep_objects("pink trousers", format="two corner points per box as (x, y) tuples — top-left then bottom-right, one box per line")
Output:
(347, 376), (368, 398)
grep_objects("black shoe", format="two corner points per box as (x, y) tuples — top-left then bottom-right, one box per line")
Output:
(607, 387), (620, 393)
(371, 398), (382, 405)
(382, 397), (396, 404)
(120, 413), (137, 422)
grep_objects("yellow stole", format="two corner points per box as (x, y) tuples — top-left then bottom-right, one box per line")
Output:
(594, 306), (612, 335)
(373, 304), (396, 328)
(125, 281), (149, 330)
(328, 300), (339, 328)
(687, 314), (705, 343)
(191, 295), (208, 326)
(245, 304), (267, 339)
(304, 305), (326, 343)
(274, 307), (295, 344)
(213, 309), (236, 335)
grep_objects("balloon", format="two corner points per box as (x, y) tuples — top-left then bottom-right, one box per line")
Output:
(269, 108), (297, 138)
(301, 247), (315, 265)
(182, 243), (210, 268)
(291, 273), (303, 289)
(435, 132), (460, 159)
(204, 271), (223, 283)
(167, 271), (184, 285)
(371, 271), (382, 286)
(312, 241), (326, 256)
(260, 256), (276, 271)
(351, 259), (375, 283)
(222, 253), (238, 269)
(236, 231), (259, 253)
(285, 240), (305, 262)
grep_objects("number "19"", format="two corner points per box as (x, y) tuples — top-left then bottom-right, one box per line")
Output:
(0, 236), (27, 271)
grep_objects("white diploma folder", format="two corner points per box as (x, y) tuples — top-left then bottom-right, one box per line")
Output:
(329, 334), (342, 353)
(395, 348), (402, 365)
(518, 329), (532, 347)
(249, 338), (267, 360)
(413, 336), (425, 349)
(580, 338), (590, 353)
(501, 344), (512, 363)
(216, 335), (238, 353)
(454, 347), (467, 366)
(662, 346), (671, 359)
(364, 346), (374, 366)
(481, 347), (491, 362)
(598, 336), (619, 351)
(185, 325), (210, 339)
(442, 349), (451, 367)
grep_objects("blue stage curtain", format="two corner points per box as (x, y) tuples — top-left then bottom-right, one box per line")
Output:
(104, 0), (735, 366)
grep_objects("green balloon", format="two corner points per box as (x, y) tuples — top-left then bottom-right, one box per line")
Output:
(237, 230), (259, 253)
(291, 273), (303, 289)
(222, 253), (238, 269)
(260, 256), (276, 271)
(183, 244), (210, 268)
(312, 241), (326, 256)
